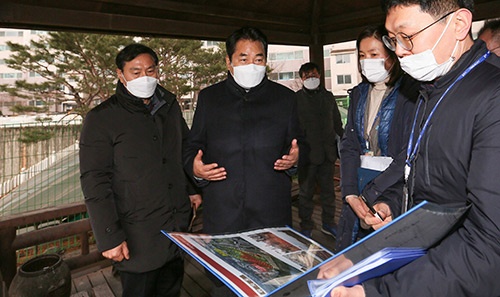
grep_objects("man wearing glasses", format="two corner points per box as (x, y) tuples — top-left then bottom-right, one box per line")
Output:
(318, 0), (500, 296)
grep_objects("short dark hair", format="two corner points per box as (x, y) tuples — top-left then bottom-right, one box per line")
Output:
(478, 19), (500, 41)
(115, 43), (159, 71)
(382, 0), (474, 18)
(225, 27), (268, 62)
(299, 62), (320, 78)
(356, 25), (403, 87)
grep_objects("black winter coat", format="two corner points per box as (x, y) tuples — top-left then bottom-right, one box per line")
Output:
(296, 87), (344, 165)
(80, 82), (192, 273)
(184, 74), (302, 234)
(364, 41), (500, 296)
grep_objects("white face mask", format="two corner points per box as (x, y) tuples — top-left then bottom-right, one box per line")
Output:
(399, 13), (458, 81)
(122, 75), (158, 98)
(303, 77), (321, 90)
(232, 64), (266, 89)
(360, 58), (390, 83)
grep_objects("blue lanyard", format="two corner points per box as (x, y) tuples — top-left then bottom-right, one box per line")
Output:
(406, 51), (491, 169)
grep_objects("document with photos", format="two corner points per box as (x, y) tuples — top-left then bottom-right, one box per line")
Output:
(162, 227), (334, 297)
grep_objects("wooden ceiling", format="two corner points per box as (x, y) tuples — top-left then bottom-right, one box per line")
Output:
(1, 0), (499, 45)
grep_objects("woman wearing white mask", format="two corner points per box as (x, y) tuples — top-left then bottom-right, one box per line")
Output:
(335, 25), (419, 252)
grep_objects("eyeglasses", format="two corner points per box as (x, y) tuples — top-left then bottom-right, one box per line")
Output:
(382, 11), (455, 52)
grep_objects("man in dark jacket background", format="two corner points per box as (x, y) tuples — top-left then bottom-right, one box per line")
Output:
(79, 44), (201, 297)
(319, 0), (500, 296)
(296, 62), (344, 239)
(478, 19), (500, 56)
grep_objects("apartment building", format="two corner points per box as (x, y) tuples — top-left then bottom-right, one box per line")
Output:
(0, 29), (51, 115)
(267, 42), (360, 98)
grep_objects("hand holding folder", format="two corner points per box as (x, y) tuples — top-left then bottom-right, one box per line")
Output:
(308, 247), (426, 297)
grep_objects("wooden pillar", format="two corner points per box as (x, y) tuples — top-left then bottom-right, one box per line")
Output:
(0, 226), (17, 288)
(309, 0), (326, 85)
(309, 43), (325, 77)
(79, 231), (89, 255)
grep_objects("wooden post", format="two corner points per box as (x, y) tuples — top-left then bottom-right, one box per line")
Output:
(79, 231), (89, 255)
(309, 0), (326, 84)
(0, 226), (17, 288)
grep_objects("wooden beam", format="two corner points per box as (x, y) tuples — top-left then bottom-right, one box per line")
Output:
(12, 219), (91, 250)
(0, 2), (311, 45)
(473, 0), (500, 21)
(97, 0), (306, 27)
(320, 6), (384, 28)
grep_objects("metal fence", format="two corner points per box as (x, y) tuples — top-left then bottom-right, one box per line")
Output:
(0, 115), (83, 263)
(0, 116), (83, 216)
(0, 111), (195, 264)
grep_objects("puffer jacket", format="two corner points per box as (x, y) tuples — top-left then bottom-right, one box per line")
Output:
(80, 82), (194, 273)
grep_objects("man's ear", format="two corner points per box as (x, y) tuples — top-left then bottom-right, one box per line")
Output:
(225, 55), (232, 73)
(454, 8), (473, 41)
(116, 69), (126, 85)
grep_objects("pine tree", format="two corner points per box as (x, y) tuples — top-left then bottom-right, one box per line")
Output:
(2, 32), (227, 115)
(142, 38), (226, 110)
(3, 32), (134, 117)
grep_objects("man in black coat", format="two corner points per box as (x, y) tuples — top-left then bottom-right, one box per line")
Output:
(184, 27), (302, 235)
(184, 26), (302, 297)
(79, 44), (201, 297)
(296, 62), (344, 238)
(319, 0), (500, 296)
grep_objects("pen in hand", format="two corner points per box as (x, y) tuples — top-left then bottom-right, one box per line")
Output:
(360, 195), (384, 222)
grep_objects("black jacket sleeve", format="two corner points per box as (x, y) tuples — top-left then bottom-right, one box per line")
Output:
(79, 109), (126, 252)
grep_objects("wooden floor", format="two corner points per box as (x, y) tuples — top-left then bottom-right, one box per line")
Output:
(70, 179), (344, 297)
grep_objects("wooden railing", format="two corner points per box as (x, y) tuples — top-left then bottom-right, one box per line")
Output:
(0, 201), (103, 290)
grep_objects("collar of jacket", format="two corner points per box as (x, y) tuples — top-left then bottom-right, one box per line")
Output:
(429, 40), (488, 91)
(301, 86), (325, 96)
(115, 81), (175, 114)
(225, 71), (270, 98)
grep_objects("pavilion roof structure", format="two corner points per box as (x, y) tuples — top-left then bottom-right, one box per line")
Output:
(1, 0), (499, 46)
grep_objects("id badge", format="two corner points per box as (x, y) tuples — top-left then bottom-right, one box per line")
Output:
(404, 164), (411, 182)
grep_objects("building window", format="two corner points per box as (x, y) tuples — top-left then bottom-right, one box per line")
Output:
(31, 30), (47, 35)
(0, 45), (11, 51)
(1, 73), (22, 79)
(269, 51), (303, 61)
(337, 74), (352, 84)
(29, 72), (42, 77)
(278, 72), (295, 80)
(0, 59), (5, 65)
(335, 54), (351, 64)
(324, 49), (331, 57)
(205, 41), (218, 46)
(269, 71), (301, 81)
(324, 70), (331, 78)
(0, 31), (23, 37)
